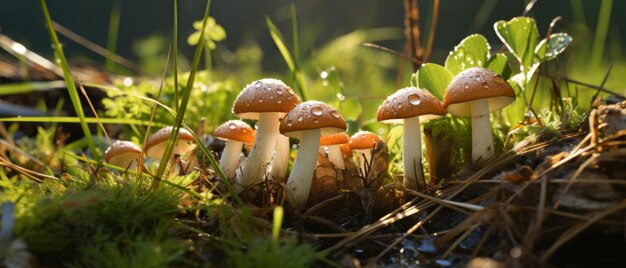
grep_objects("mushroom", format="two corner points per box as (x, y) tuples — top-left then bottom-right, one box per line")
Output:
(349, 131), (381, 174)
(213, 120), (256, 179)
(376, 87), (446, 190)
(279, 101), (347, 210)
(232, 79), (301, 186)
(104, 140), (142, 170)
(443, 67), (515, 164)
(144, 126), (197, 173)
(319, 132), (350, 170)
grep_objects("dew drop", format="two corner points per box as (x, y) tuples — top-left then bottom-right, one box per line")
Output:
(266, 86), (272, 91)
(330, 110), (341, 118)
(277, 100), (282, 104)
(320, 71), (329, 79)
(228, 122), (237, 129)
(313, 119), (319, 124)
(336, 93), (346, 101)
(286, 120), (293, 127)
(311, 107), (323, 116)
(259, 99), (264, 103)
(254, 81), (263, 88)
(276, 88), (283, 95)
(464, 83), (470, 89)
(408, 94), (421, 106)
(298, 116), (303, 122)
(481, 81), (489, 89)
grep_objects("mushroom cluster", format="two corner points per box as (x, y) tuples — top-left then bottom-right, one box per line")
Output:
(103, 126), (199, 175)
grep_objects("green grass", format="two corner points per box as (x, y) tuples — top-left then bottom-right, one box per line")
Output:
(39, 0), (98, 159)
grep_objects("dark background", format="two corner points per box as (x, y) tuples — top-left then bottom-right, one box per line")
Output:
(0, 0), (623, 72)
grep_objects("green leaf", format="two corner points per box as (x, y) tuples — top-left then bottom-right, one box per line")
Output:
(414, 63), (452, 100)
(485, 53), (512, 80)
(494, 17), (539, 74)
(535, 33), (572, 61)
(444, 34), (490, 75)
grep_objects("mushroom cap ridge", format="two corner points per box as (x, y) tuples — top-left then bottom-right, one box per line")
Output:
(279, 101), (347, 139)
(377, 87), (446, 124)
(214, 120), (256, 144)
(443, 67), (515, 117)
(232, 78), (302, 119)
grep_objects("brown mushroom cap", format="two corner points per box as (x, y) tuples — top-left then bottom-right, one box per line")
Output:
(320, 132), (349, 146)
(232, 78), (302, 119)
(377, 87), (446, 124)
(349, 131), (381, 150)
(104, 140), (142, 163)
(279, 101), (347, 139)
(443, 67), (515, 117)
(213, 120), (256, 144)
(144, 126), (196, 159)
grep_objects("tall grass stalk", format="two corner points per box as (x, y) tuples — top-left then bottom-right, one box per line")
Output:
(39, 0), (98, 158)
(105, 0), (121, 72)
(173, 0), (179, 113)
(266, 15), (307, 100)
(590, 0), (613, 68)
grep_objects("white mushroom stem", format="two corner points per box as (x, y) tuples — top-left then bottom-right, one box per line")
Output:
(286, 128), (321, 210)
(326, 145), (345, 170)
(470, 98), (494, 163)
(220, 140), (244, 179)
(355, 149), (372, 174)
(403, 116), (424, 190)
(240, 113), (279, 186)
(269, 134), (289, 181)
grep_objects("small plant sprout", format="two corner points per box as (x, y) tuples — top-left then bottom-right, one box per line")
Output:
(349, 131), (381, 174)
(443, 67), (515, 164)
(376, 87), (446, 190)
(232, 79), (301, 186)
(319, 132), (350, 170)
(213, 120), (256, 180)
(279, 101), (347, 210)
(104, 140), (142, 171)
(144, 126), (197, 172)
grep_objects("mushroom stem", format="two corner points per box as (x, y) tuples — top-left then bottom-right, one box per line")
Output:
(240, 113), (279, 186)
(220, 140), (244, 179)
(286, 128), (321, 210)
(470, 98), (494, 163)
(327, 145), (345, 170)
(269, 134), (289, 181)
(403, 116), (424, 190)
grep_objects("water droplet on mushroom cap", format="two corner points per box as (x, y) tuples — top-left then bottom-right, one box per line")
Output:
(228, 122), (237, 129)
(286, 120), (293, 126)
(311, 107), (323, 116)
(254, 81), (263, 88)
(330, 110), (341, 118)
(408, 94), (421, 106)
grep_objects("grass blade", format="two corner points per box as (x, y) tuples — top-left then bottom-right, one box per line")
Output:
(154, 0), (209, 178)
(0, 116), (167, 126)
(39, 0), (98, 158)
(590, 0), (613, 68)
(173, 0), (179, 113)
(105, 0), (121, 72)
(265, 15), (307, 100)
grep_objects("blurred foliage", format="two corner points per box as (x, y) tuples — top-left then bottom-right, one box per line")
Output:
(187, 17), (226, 49)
